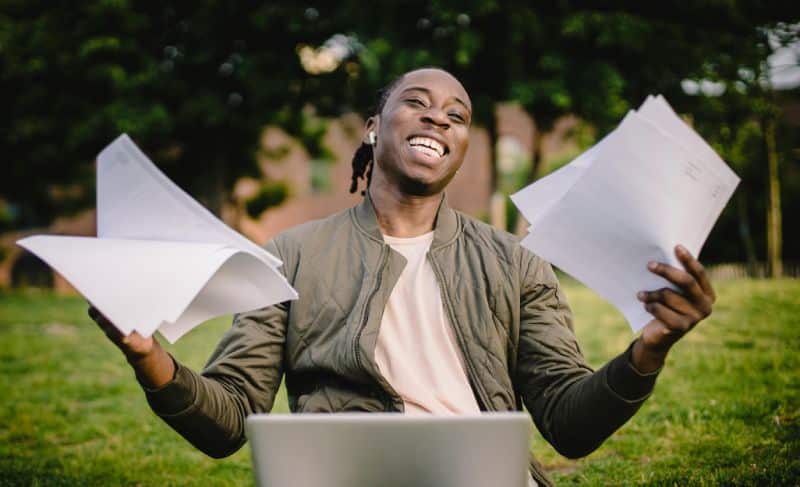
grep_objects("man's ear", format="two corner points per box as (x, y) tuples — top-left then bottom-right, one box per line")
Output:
(364, 116), (379, 145)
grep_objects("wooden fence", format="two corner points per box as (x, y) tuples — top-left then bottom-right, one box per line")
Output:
(706, 261), (800, 280)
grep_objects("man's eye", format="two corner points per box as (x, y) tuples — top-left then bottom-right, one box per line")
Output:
(449, 112), (466, 123)
(406, 98), (426, 107)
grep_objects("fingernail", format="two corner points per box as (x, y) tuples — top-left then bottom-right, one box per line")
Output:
(648, 261), (658, 271)
(676, 244), (687, 255)
(637, 291), (645, 301)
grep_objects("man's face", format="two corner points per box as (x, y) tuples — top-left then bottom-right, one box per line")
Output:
(371, 69), (472, 196)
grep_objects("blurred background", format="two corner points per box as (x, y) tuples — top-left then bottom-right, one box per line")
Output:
(1, 3), (799, 486)
(1, 1), (799, 290)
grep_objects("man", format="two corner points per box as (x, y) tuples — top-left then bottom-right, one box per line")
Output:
(91, 68), (715, 486)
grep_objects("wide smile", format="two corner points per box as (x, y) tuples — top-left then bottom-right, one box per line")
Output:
(407, 135), (449, 162)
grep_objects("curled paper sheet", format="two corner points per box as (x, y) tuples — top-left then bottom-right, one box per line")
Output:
(17, 134), (298, 343)
(511, 96), (740, 332)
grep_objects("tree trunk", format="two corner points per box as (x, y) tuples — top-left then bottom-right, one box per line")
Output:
(487, 103), (506, 230)
(199, 153), (235, 227)
(208, 156), (226, 217)
(490, 192), (506, 232)
(736, 193), (758, 276)
(764, 116), (782, 278)
(529, 128), (544, 183)
(487, 104), (499, 194)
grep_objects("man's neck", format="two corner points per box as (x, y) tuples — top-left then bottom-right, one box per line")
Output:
(368, 183), (443, 238)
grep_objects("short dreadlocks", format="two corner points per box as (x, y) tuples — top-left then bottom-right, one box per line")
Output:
(348, 74), (405, 195)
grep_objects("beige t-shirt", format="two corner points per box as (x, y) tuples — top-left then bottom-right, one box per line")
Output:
(374, 231), (481, 415)
(376, 231), (538, 486)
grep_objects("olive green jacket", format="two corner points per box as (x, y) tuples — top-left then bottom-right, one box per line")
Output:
(141, 194), (659, 486)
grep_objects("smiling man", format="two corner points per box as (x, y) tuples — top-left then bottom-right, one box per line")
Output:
(365, 72), (471, 199)
(92, 68), (716, 486)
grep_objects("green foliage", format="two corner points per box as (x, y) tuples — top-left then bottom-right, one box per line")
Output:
(296, 108), (335, 162)
(1, 279), (797, 484)
(681, 19), (800, 265)
(310, 159), (333, 193)
(2, 0), (797, 265)
(0, 2), (330, 225)
(540, 278), (800, 485)
(245, 182), (289, 219)
(0, 202), (14, 232)
(258, 143), (291, 161)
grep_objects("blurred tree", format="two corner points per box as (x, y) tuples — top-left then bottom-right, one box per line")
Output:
(2, 0), (797, 269)
(686, 22), (800, 276)
(498, 2), (798, 268)
(0, 1), (332, 228)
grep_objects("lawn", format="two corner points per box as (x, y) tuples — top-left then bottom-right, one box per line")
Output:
(0, 279), (798, 486)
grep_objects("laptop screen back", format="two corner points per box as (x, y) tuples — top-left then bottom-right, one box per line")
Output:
(246, 412), (532, 487)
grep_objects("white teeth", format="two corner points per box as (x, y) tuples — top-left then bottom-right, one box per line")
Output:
(409, 137), (445, 157)
(413, 145), (440, 158)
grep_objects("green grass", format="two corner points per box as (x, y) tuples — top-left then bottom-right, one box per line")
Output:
(1, 280), (798, 486)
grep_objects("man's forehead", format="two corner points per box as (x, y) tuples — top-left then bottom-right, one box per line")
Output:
(394, 69), (471, 109)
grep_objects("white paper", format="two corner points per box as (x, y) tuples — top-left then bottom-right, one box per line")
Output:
(512, 96), (739, 331)
(96, 134), (281, 268)
(510, 138), (602, 227)
(17, 134), (298, 342)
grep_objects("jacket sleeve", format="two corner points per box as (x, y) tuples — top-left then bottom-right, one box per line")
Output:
(137, 239), (290, 458)
(514, 249), (660, 459)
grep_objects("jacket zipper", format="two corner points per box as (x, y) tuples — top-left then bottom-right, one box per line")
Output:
(353, 246), (389, 372)
(354, 246), (400, 410)
(428, 252), (494, 412)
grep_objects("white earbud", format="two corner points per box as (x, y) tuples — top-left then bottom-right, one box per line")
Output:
(368, 131), (377, 145)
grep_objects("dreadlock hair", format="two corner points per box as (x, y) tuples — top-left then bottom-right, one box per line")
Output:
(349, 75), (406, 195)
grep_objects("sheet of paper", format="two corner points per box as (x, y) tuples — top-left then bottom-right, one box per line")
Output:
(17, 135), (298, 342)
(510, 96), (663, 227)
(514, 97), (739, 331)
(509, 137), (602, 227)
(97, 134), (282, 269)
(636, 95), (741, 252)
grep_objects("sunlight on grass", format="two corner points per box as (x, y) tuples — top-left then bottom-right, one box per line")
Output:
(1, 279), (797, 485)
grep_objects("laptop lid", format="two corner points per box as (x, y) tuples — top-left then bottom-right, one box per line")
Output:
(246, 412), (532, 487)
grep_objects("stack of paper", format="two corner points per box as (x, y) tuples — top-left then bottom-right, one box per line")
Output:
(511, 96), (740, 332)
(17, 134), (298, 343)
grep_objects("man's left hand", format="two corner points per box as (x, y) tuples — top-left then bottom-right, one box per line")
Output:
(632, 245), (716, 373)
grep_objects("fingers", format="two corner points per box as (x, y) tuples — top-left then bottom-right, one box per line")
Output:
(674, 245), (716, 303)
(88, 305), (109, 326)
(87, 305), (125, 342)
(637, 287), (708, 320)
(638, 246), (716, 348)
(644, 302), (694, 335)
(87, 305), (155, 361)
(644, 246), (716, 319)
(647, 259), (707, 305)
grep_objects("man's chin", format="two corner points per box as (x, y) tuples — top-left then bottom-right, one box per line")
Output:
(375, 159), (459, 197)
(396, 173), (452, 197)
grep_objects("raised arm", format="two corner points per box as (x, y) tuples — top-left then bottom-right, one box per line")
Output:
(514, 246), (714, 459)
(89, 241), (291, 458)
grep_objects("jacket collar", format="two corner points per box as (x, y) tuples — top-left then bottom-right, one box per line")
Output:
(353, 190), (460, 249)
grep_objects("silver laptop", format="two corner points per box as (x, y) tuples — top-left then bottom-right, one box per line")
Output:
(246, 412), (532, 487)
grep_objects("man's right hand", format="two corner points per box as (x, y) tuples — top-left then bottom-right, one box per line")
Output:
(88, 305), (175, 388)
(88, 305), (154, 358)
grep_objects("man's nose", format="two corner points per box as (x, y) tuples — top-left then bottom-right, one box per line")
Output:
(421, 108), (450, 129)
